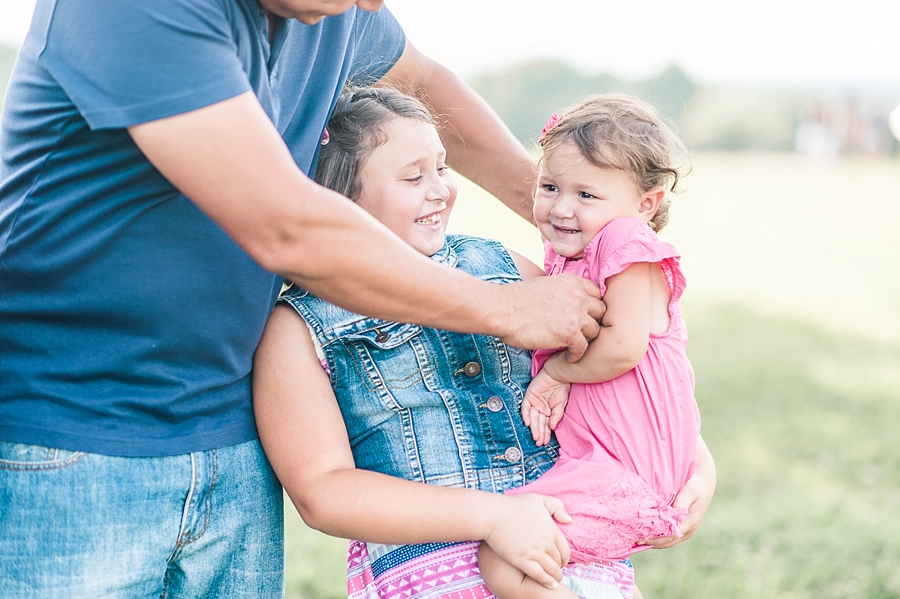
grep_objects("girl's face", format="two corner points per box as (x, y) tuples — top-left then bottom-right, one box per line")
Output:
(356, 118), (457, 257)
(534, 141), (656, 259)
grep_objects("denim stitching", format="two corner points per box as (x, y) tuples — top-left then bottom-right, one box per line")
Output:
(0, 450), (85, 471)
(180, 449), (217, 546)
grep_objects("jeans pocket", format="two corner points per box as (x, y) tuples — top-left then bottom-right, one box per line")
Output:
(0, 441), (85, 471)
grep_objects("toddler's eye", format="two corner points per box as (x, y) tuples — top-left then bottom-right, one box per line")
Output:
(577, 191), (596, 199)
(542, 184), (558, 193)
(405, 175), (424, 183)
(438, 165), (450, 174)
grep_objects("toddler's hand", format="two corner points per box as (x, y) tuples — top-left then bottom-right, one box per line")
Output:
(522, 368), (570, 446)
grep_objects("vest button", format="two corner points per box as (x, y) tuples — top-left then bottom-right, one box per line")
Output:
(463, 362), (481, 377)
(503, 447), (522, 463)
(375, 332), (389, 343)
(486, 396), (504, 412)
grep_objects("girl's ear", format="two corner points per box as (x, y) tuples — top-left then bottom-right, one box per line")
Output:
(638, 186), (666, 220)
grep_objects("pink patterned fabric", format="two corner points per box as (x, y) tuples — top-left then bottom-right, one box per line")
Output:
(348, 541), (491, 599)
(347, 540), (634, 599)
(510, 217), (701, 562)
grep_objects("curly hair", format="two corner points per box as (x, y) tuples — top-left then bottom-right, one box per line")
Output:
(538, 94), (687, 232)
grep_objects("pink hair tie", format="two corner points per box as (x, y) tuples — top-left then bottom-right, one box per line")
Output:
(321, 128), (330, 146)
(540, 113), (559, 139)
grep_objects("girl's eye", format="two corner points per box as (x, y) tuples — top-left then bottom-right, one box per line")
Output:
(577, 191), (596, 199)
(405, 175), (424, 183)
(438, 165), (450, 174)
(542, 184), (558, 193)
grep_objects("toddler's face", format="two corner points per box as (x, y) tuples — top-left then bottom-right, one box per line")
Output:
(356, 117), (457, 257)
(534, 142), (646, 259)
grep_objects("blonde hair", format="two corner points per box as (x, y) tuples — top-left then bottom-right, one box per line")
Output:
(538, 93), (687, 233)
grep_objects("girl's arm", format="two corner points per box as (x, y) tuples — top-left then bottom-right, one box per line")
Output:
(507, 249), (545, 281)
(542, 262), (654, 383)
(253, 305), (572, 589)
(521, 262), (653, 443)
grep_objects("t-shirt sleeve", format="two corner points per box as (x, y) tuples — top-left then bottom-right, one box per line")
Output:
(40, 0), (252, 130)
(347, 5), (406, 86)
(593, 218), (686, 298)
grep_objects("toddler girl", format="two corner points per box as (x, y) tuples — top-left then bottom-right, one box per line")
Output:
(254, 87), (712, 599)
(478, 94), (704, 599)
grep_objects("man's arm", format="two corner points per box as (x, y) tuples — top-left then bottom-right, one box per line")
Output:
(379, 40), (538, 223)
(128, 91), (603, 356)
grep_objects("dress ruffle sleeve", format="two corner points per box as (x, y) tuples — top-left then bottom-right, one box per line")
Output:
(588, 218), (686, 301)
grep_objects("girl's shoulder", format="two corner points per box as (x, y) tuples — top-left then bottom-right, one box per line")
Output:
(594, 217), (661, 252)
(585, 217), (683, 286)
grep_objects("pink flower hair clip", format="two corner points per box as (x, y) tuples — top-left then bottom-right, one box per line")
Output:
(540, 112), (559, 140)
(321, 127), (330, 146)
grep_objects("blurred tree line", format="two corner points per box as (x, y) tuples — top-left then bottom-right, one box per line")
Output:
(467, 59), (896, 153)
(2, 45), (894, 155)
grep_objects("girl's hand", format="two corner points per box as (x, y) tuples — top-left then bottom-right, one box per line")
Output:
(637, 436), (716, 549)
(483, 493), (572, 588)
(522, 368), (571, 446)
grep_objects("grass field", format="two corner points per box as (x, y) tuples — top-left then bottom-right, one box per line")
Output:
(286, 151), (900, 598)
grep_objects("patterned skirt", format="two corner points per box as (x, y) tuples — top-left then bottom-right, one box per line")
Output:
(347, 540), (634, 599)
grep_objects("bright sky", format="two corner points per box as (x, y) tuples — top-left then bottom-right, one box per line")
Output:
(2, 0), (898, 88)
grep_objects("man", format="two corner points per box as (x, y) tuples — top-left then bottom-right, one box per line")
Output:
(0, 1), (609, 596)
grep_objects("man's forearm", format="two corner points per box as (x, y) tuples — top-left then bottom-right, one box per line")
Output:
(276, 194), (513, 335)
(129, 92), (603, 356)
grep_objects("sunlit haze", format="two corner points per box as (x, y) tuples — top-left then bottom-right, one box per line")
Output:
(2, 0), (899, 89)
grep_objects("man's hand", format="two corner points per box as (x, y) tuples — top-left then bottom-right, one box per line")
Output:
(494, 274), (605, 361)
(522, 368), (570, 446)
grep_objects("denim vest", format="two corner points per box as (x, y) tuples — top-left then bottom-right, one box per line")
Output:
(280, 235), (559, 493)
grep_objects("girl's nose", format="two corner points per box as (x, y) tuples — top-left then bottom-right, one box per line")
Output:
(427, 174), (451, 202)
(549, 193), (574, 218)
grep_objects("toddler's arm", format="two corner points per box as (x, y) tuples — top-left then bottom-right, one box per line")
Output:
(541, 262), (656, 384)
(254, 304), (572, 589)
(521, 262), (655, 443)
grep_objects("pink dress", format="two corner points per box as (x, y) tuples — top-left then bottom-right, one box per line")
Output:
(507, 217), (701, 563)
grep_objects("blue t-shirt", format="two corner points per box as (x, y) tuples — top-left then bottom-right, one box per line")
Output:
(0, 0), (405, 456)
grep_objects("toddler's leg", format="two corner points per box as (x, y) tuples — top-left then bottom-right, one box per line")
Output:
(476, 542), (579, 599)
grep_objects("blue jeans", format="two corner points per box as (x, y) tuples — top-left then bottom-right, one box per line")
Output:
(0, 439), (284, 598)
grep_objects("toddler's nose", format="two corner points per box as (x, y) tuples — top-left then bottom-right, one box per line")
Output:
(550, 194), (575, 218)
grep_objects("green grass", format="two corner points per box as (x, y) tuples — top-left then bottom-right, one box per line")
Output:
(281, 152), (900, 597)
(284, 509), (346, 599)
(630, 303), (900, 598)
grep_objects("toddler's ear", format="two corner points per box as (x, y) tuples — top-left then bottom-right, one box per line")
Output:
(639, 186), (666, 219)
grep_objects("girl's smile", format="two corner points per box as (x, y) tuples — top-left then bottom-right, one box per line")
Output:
(534, 142), (662, 259)
(414, 210), (443, 227)
(355, 118), (457, 256)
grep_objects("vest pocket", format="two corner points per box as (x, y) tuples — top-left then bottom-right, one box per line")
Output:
(339, 321), (422, 350)
(340, 322), (433, 390)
